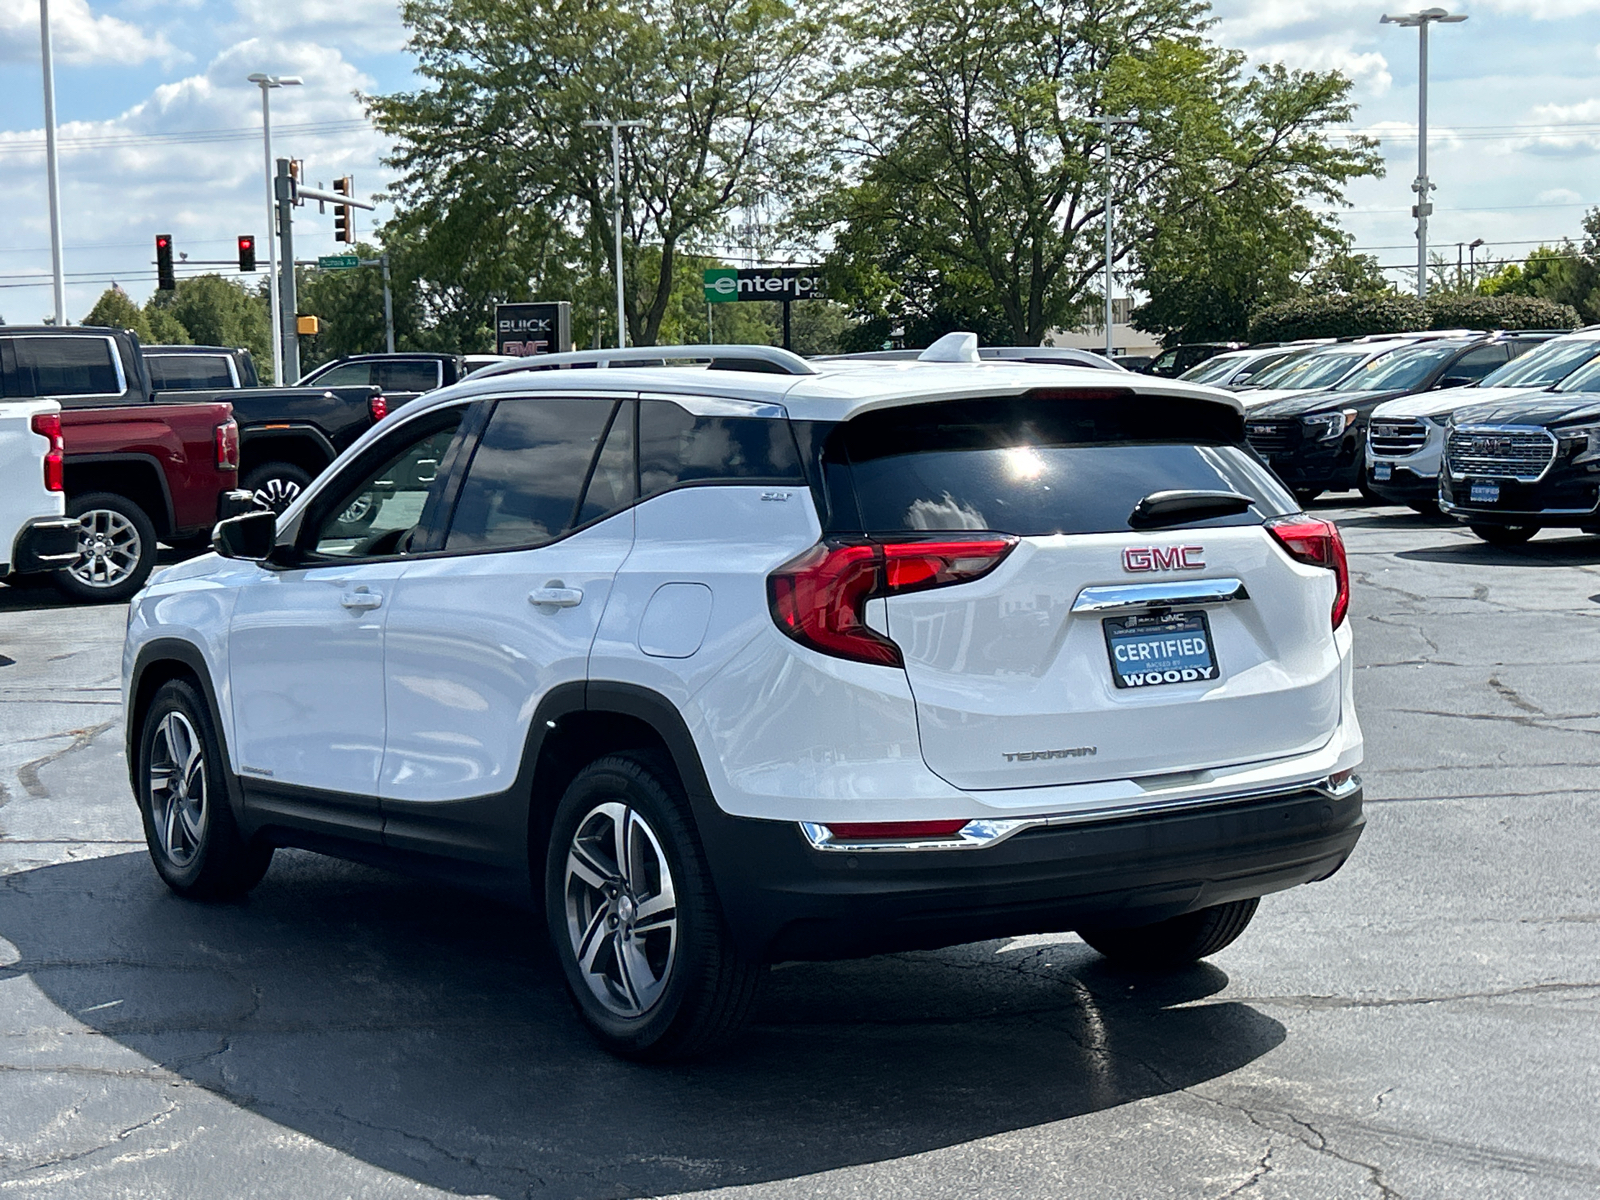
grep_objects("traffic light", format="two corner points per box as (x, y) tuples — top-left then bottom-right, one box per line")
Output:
(237, 235), (257, 273)
(289, 160), (305, 206)
(333, 176), (354, 244)
(155, 234), (175, 290)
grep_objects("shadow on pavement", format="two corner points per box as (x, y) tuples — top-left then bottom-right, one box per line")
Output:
(1397, 533), (1600, 568)
(1, 849), (1284, 1199)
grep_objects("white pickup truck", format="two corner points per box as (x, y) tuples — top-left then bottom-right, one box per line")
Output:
(0, 398), (80, 582)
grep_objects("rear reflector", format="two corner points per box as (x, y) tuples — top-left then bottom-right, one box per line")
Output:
(1266, 515), (1349, 628)
(823, 820), (969, 842)
(30, 412), (64, 492)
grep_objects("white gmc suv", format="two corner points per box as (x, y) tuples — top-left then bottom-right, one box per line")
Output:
(0, 396), (79, 583)
(122, 336), (1365, 1059)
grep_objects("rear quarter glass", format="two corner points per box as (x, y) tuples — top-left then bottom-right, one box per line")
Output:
(829, 395), (1294, 537)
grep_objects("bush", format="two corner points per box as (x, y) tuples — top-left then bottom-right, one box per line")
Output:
(1247, 293), (1427, 342)
(1424, 293), (1580, 332)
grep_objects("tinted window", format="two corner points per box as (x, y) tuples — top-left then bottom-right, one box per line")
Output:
(576, 402), (637, 525)
(5, 336), (122, 400)
(1486, 338), (1600, 389)
(1442, 344), (1508, 383)
(309, 409), (465, 559)
(638, 399), (804, 496)
(304, 362), (373, 387)
(376, 361), (442, 393)
(147, 354), (232, 390)
(1180, 354), (1247, 384)
(448, 398), (617, 550)
(838, 396), (1290, 537)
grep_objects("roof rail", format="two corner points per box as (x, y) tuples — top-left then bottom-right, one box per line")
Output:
(469, 344), (818, 380)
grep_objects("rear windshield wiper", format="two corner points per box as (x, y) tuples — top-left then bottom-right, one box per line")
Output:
(1128, 489), (1255, 530)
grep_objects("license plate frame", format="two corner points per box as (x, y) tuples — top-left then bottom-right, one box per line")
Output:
(1102, 610), (1219, 690)
(1469, 480), (1501, 505)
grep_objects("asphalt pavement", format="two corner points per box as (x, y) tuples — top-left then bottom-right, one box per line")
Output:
(1, 500), (1597, 1199)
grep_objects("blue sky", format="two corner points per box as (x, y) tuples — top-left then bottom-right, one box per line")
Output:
(1, 0), (1597, 322)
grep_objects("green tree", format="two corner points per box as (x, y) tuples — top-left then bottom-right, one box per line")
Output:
(144, 276), (272, 378)
(813, 0), (1380, 345)
(369, 0), (830, 347)
(144, 309), (192, 346)
(83, 287), (152, 340)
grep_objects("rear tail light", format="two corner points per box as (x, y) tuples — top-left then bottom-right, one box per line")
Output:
(768, 536), (1017, 666)
(1267, 515), (1349, 628)
(824, 820), (969, 842)
(215, 419), (240, 471)
(370, 394), (389, 421)
(30, 412), (64, 492)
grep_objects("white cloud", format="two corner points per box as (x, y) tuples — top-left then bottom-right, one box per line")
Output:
(1537, 187), (1582, 203)
(228, 0), (406, 55)
(1521, 97), (1600, 155)
(0, 0), (173, 64)
(1242, 37), (1391, 94)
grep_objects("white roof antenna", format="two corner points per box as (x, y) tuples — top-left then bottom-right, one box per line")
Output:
(918, 332), (981, 363)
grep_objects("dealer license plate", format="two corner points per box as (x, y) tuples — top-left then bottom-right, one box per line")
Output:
(1103, 610), (1218, 690)
(1373, 462), (1392, 481)
(1469, 481), (1501, 504)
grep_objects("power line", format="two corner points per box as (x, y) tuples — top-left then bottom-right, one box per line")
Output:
(0, 118), (375, 158)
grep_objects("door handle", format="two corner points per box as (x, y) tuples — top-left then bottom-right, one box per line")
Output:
(528, 586), (583, 608)
(340, 588), (384, 611)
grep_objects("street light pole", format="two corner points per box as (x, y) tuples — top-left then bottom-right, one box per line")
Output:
(582, 118), (645, 348)
(1468, 237), (1485, 289)
(248, 73), (301, 383)
(1090, 115), (1136, 359)
(38, 0), (67, 326)
(1381, 8), (1467, 301)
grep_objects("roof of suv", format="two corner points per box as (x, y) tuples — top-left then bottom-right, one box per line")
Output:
(414, 346), (1242, 425)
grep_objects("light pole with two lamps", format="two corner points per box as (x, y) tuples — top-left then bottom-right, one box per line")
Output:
(248, 73), (302, 384)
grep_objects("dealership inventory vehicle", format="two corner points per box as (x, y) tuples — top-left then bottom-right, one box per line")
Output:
(123, 336), (1364, 1059)
(299, 352), (469, 405)
(1439, 356), (1600, 544)
(4, 326), (389, 520)
(1245, 333), (1552, 503)
(1178, 343), (1329, 390)
(1365, 328), (1600, 511)
(0, 397), (79, 583)
(144, 345), (261, 391)
(1144, 342), (1243, 377)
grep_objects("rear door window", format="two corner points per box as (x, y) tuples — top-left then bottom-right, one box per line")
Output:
(305, 362), (374, 387)
(1445, 344), (1509, 383)
(836, 395), (1292, 537)
(3, 336), (124, 402)
(148, 354), (233, 390)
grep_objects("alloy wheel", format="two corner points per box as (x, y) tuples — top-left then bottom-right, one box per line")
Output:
(148, 711), (208, 867)
(68, 508), (143, 590)
(338, 494), (374, 523)
(564, 801), (679, 1018)
(252, 477), (302, 514)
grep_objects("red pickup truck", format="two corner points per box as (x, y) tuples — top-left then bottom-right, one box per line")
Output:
(1, 329), (247, 602)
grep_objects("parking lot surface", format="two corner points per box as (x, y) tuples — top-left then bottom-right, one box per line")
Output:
(1, 501), (1597, 1199)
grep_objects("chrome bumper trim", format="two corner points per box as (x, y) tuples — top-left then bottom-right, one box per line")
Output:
(798, 773), (1362, 853)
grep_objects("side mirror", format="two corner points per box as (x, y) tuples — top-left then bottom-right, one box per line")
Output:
(213, 509), (278, 560)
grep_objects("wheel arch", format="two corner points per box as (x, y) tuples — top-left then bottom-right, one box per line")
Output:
(64, 455), (175, 537)
(237, 428), (337, 482)
(127, 639), (245, 823)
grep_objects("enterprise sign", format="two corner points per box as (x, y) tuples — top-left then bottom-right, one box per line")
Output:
(704, 267), (824, 304)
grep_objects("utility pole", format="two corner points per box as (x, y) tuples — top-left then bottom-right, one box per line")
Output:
(582, 118), (645, 347)
(1090, 114), (1136, 359)
(1381, 9), (1467, 301)
(275, 158), (300, 383)
(38, 0), (66, 326)
(248, 74), (301, 382)
(382, 254), (394, 354)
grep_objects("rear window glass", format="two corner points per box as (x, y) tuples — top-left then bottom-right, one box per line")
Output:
(4, 336), (122, 400)
(376, 361), (442, 393)
(147, 354), (232, 390)
(638, 399), (804, 496)
(836, 395), (1292, 537)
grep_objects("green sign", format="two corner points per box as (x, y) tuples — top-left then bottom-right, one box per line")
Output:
(704, 268), (738, 303)
(318, 255), (360, 270)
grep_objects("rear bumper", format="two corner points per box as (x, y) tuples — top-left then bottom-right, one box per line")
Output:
(7, 515), (79, 576)
(698, 782), (1365, 962)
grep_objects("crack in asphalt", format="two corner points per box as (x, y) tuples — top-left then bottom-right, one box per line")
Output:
(13, 721), (116, 801)
(1211, 979), (1600, 1012)
(0, 1098), (180, 1185)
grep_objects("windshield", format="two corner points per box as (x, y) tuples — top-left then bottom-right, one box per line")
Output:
(1484, 338), (1600, 390)
(1553, 354), (1600, 393)
(1333, 344), (1458, 392)
(1180, 354), (1249, 384)
(1247, 348), (1369, 391)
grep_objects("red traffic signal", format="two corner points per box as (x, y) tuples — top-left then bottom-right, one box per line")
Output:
(155, 234), (175, 291)
(238, 235), (257, 273)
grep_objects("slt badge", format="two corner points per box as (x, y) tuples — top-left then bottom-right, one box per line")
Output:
(1123, 545), (1205, 572)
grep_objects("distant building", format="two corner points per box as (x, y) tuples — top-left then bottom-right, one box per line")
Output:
(1049, 297), (1161, 357)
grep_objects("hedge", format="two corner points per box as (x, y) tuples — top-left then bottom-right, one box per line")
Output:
(1247, 291), (1582, 343)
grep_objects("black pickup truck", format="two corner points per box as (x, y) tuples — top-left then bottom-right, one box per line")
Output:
(42, 326), (389, 514)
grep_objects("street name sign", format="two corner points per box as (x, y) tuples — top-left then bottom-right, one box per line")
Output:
(317, 255), (360, 270)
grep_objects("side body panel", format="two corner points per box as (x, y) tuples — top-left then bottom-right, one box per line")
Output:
(61, 400), (236, 533)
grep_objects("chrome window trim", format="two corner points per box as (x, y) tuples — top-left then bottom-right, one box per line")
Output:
(797, 774), (1362, 853)
(1071, 578), (1249, 614)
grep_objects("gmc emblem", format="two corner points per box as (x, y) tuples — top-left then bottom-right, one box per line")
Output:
(1124, 546), (1205, 572)
(1471, 437), (1510, 455)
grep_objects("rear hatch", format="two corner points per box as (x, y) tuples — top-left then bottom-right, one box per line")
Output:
(836, 393), (1344, 790)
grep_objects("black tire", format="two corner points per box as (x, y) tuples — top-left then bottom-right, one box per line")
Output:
(1469, 523), (1538, 546)
(544, 751), (764, 1061)
(52, 492), (159, 603)
(1292, 488), (1321, 507)
(243, 462), (314, 516)
(1077, 898), (1259, 970)
(136, 678), (273, 899)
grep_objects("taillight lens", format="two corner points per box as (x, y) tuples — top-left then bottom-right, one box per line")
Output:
(824, 820), (969, 842)
(31, 412), (64, 492)
(1267, 515), (1349, 628)
(768, 536), (1017, 666)
(215, 419), (240, 470)
(370, 394), (389, 421)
